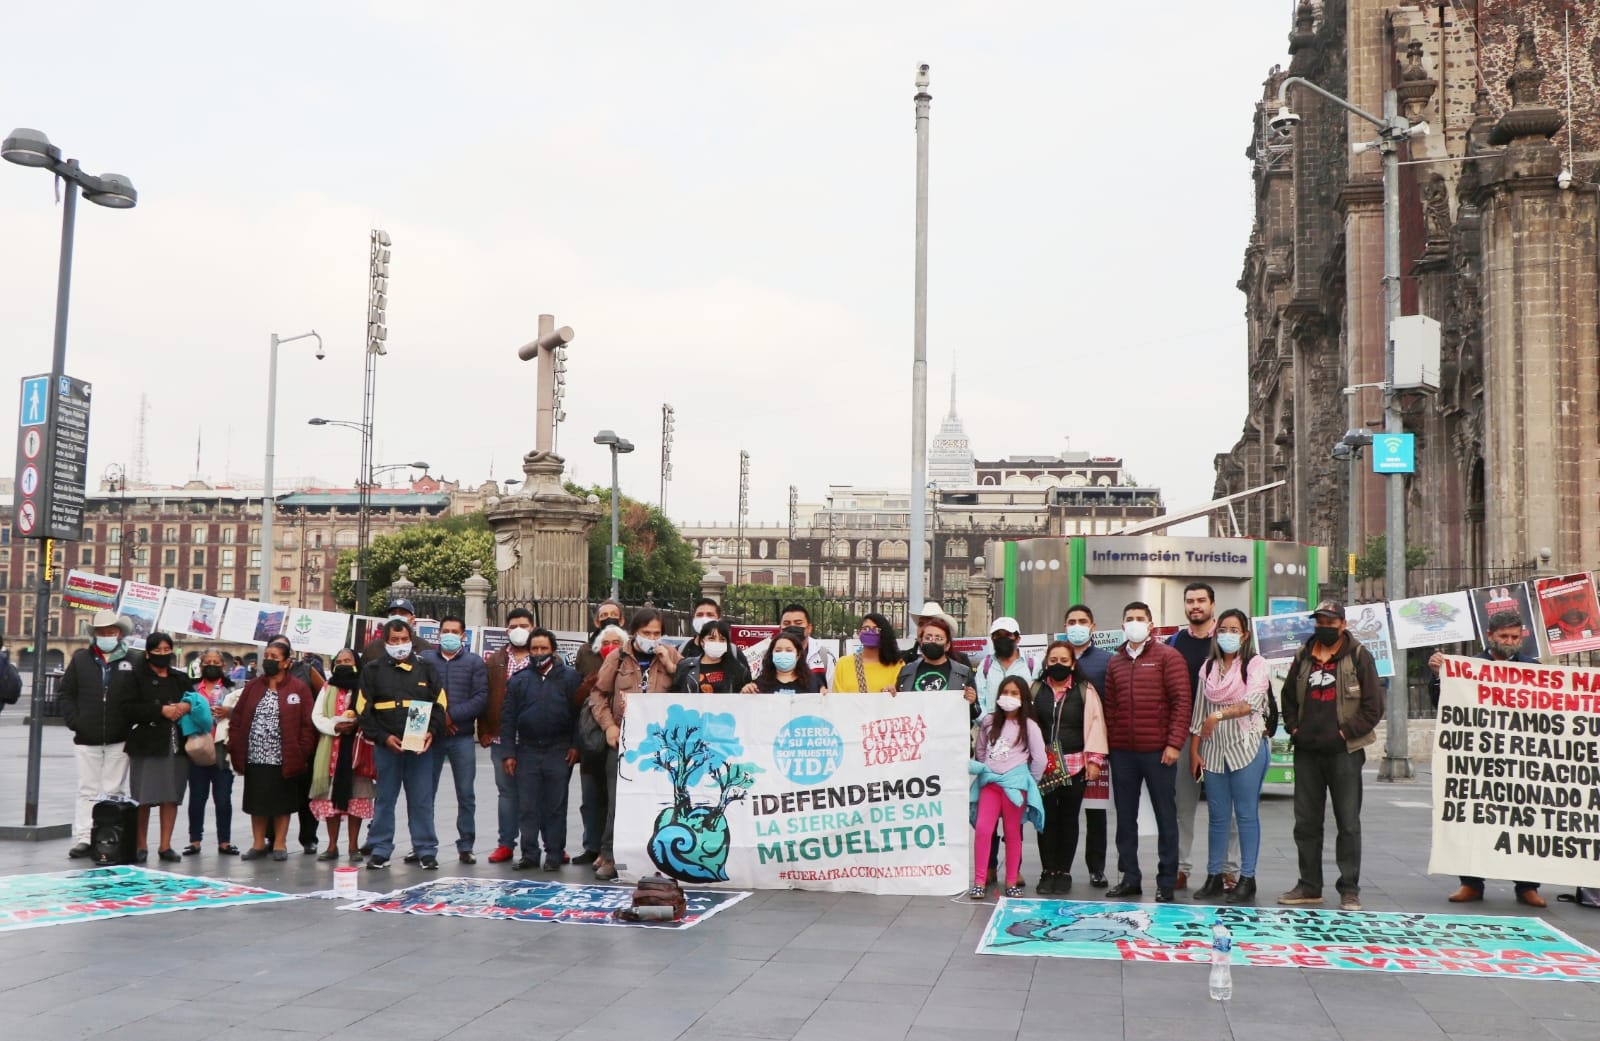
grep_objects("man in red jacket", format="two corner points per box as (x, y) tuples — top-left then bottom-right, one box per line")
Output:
(1101, 601), (1193, 902)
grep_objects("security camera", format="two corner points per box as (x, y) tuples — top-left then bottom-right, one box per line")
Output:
(1330, 443), (1352, 461)
(1269, 106), (1301, 132)
(1558, 168), (1574, 191)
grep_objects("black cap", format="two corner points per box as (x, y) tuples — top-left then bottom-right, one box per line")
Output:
(1312, 600), (1345, 620)
(386, 597), (416, 615)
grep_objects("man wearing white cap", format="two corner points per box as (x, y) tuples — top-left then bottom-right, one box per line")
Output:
(58, 610), (138, 859)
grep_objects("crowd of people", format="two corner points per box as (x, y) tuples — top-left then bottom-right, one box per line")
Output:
(50, 586), (1542, 909)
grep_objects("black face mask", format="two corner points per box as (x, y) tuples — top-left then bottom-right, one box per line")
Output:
(530, 653), (553, 669)
(201, 665), (224, 680)
(331, 665), (360, 688)
(146, 653), (172, 669)
(920, 642), (945, 661)
(1044, 663), (1073, 682)
(992, 636), (1017, 658)
(1314, 626), (1341, 647)
(261, 658), (283, 677)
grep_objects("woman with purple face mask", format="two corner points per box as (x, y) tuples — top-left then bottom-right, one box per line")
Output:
(831, 613), (905, 693)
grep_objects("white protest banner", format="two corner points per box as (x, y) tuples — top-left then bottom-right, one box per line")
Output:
(1430, 654), (1600, 887)
(1345, 603), (1396, 679)
(1389, 591), (1477, 650)
(615, 692), (969, 896)
(278, 608), (353, 656)
(155, 590), (225, 641)
(218, 599), (288, 645)
(115, 581), (167, 650)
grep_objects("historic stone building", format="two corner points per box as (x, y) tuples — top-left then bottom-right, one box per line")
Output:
(1215, 0), (1600, 588)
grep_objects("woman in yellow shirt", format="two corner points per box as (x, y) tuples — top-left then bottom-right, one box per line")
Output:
(833, 613), (906, 692)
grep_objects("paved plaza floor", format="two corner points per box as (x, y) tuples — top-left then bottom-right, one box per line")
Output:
(0, 718), (1596, 1041)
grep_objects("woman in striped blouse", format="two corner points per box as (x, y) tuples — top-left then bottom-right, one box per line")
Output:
(1189, 608), (1271, 904)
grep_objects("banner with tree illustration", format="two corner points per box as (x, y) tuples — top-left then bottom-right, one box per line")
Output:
(614, 692), (970, 896)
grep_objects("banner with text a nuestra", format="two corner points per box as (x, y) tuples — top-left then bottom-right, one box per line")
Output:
(1431, 655), (1600, 888)
(614, 692), (970, 896)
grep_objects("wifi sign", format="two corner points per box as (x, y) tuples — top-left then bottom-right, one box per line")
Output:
(1371, 432), (1417, 474)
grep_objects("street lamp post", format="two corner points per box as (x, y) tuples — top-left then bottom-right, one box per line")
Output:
(736, 451), (750, 588)
(1275, 76), (1431, 780)
(309, 416), (427, 611)
(263, 331), (322, 600)
(1332, 428), (1374, 604)
(593, 431), (634, 601)
(3, 128), (136, 835)
(908, 65), (932, 612)
(103, 464), (128, 580)
(660, 404), (675, 510)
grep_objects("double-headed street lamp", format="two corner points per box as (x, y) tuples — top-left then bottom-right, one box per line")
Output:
(1331, 428), (1375, 605)
(593, 430), (634, 601)
(4, 128), (136, 835)
(308, 418), (425, 613)
(1274, 72), (1432, 781)
(262, 332), (324, 596)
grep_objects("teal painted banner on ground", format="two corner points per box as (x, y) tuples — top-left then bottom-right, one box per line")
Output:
(978, 899), (1600, 981)
(345, 877), (749, 928)
(0, 866), (292, 932)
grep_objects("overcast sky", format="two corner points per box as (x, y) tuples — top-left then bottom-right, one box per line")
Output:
(1, 2), (1292, 530)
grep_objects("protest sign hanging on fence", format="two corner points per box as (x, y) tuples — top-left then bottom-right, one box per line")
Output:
(1430, 654), (1600, 888)
(1470, 583), (1542, 660)
(1533, 573), (1600, 656)
(614, 691), (970, 896)
(1389, 591), (1477, 650)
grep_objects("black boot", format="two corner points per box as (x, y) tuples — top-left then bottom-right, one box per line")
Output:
(1227, 876), (1258, 904)
(1193, 873), (1227, 900)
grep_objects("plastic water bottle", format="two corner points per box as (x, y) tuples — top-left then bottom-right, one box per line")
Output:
(1209, 921), (1233, 1001)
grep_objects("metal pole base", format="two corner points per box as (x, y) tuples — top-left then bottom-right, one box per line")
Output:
(0, 823), (73, 841)
(1376, 755), (1415, 781)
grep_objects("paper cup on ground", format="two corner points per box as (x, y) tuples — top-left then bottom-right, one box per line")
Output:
(333, 866), (360, 899)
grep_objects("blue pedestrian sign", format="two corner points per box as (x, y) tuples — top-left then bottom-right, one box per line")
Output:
(19, 376), (47, 427)
(1371, 433), (1416, 474)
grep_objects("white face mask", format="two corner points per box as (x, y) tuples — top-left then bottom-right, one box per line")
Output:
(996, 695), (1022, 713)
(634, 636), (657, 654)
(1122, 620), (1151, 645)
(507, 627), (531, 648)
(692, 616), (715, 634)
(385, 642), (412, 661)
(701, 640), (728, 660)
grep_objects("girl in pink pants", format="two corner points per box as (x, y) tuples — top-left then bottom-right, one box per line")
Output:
(970, 676), (1048, 899)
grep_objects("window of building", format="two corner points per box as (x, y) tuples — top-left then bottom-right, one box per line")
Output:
(248, 527), (259, 544)
(107, 547), (121, 568)
(279, 553), (292, 569)
(137, 527), (149, 543)
(280, 530), (297, 548)
(776, 539), (790, 558)
(221, 548), (235, 568)
(249, 549), (262, 568)
(192, 526), (208, 544)
(192, 548), (205, 567)
(24, 548), (36, 563)
(335, 529), (357, 547)
(79, 548), (93, 565)
(248, 574), (260, 592)
(757, 540), (768, 559)
(163, 548), (177, 566)
(163, 573), (176, 588)
(219, 572), (234, 592)
(77, 616), (90, 636)
(135, 571), (148, 584)
(189, 573), (203, 590)
(821, 567), (850, 596)
(945, 538), (968, 558)
(311, 529), (326, 548)
(164, 527), (178, 543)
(49, 615), (59, 636)
(107, 527), (122, 543)
(135, 548), (149, 566)
(279, 576), (291, 592)
(221, 527), (236, 544)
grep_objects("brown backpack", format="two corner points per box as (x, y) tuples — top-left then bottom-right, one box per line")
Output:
(614, 873), (688, 922)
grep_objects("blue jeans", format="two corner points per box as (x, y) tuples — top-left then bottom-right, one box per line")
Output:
(514, 744), (572, 861)
(1110, 749), (1179, 890)
(187, 755), (234, 845)
(1204, 739), (1269, 877)
(428, 733), (477, 852)
(489, 742), (519, 851)
(369, 744), (438, 860)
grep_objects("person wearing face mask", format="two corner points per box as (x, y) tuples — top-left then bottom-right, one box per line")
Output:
(184, 647), (240, 856)
(357, 619), (449, 871)
(754, 635), (820, 693)
(1426, 611), (1545, 907)
(1061, 604), (1111, 887)
(1277, 601), (1384, 911)
(573, 600), (625, 678)
(573, 624), (627, 866)
(309, 648), (377, 862)
(420, 615), (489, 864)
(481, 608), (539, 865)
(1189, 610), (1270, 905)
(895, 616), (977, 700)
(1165, 582), (1237, 892)
(265, 636), (324, 856)
(968, 676), (1047, 900)
(1101, 601), (1192, 902)
(59, 610), (138, 860)
(228, 641), (319, 861)
(361, 597), (433, 665)
(588, 608), (680, 880)
(1030, 641), (1108, 895)
(679, 598), (754, 670)
(501, 629), (582, 871)
(831, 613), (905, 693)
(674, 619), (751, 693)
(125, 633), (198, 863)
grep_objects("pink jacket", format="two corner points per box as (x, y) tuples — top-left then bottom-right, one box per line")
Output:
(588, 643), (682, 733)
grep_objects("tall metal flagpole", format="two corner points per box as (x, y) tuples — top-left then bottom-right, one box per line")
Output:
(908, 64), (931, 613)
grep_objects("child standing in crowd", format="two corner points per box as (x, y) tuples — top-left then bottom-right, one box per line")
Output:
(969, 675), (1047, 899)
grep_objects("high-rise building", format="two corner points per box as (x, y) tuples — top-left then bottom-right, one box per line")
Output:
(928, 372), (975, 488)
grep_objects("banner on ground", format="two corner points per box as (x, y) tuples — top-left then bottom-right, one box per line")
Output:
(1533, 573), (1600, 656)
(1430, 654), (1600, 888)
(0, 866), (291, 932)
(156, 589), (225, 640)
(115, 581), (166, 650)
(1470, 582), (1542, 660)
(1390, 591), (1477, 650)
(615, 691), (970, 896)
(218, 598), (288, 645)
(63, 570), (120, 613)
(977, 899), (1600, 980)
(344, 877), (749, 928)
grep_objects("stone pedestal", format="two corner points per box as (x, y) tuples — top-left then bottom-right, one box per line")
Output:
(699, 560), (728, 606)
(486, 451), (601, 633)
(462, 560), (491, 631)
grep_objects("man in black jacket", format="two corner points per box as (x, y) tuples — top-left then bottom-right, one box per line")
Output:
(0, 632), (21, 709)
(358, 619), (448, 870)
(501, 628), (582, 871)
(59, 611), (139, 859)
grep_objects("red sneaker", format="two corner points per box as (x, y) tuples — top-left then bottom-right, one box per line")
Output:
(487, 845), (514, 864)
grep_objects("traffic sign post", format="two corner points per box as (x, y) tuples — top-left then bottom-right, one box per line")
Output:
(13, 373), (92, 544)
(611, 544), (626, 581)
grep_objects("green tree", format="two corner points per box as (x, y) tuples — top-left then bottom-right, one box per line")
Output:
(1352, 533), (1430, 581)
(568, 483), (703, 605)
(330, 512), (494, 610)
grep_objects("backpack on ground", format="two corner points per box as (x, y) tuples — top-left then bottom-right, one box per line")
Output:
(1558, 888), (1600, 909)
(90, 799), (138, 866)
(614, 873), (688, 922)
